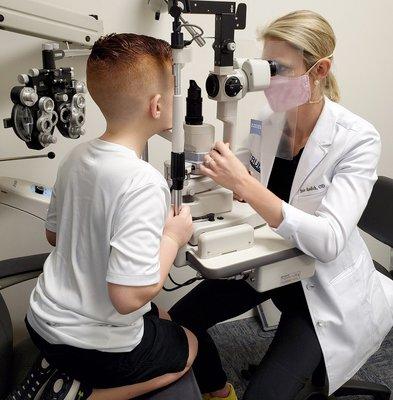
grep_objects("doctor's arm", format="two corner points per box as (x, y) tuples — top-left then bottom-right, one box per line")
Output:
(270, 131), (381, 263)
(202, 133), (381, 263)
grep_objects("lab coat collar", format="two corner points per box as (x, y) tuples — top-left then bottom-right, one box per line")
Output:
(289, 97), (338, 203)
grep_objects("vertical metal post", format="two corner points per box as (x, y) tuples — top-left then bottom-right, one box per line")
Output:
(142, 141), (149, 162)
(169, 2), (186, 216)
(171, 62), (185, 215)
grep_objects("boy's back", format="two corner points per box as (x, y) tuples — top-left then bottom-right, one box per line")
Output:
(28, 138), (170, 352)
(19, 33), (196, 400)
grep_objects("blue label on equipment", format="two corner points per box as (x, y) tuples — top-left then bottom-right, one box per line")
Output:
(250, 119), (262, 135)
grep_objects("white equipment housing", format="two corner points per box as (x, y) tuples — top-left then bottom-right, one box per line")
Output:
(0, 177), (52, 262)
(0, 177), (52, 343)
(186, 224), (315, 291)
(159, 48), (315, 291)
(0, 0), (103, 46)
(0, 178), (314, 297)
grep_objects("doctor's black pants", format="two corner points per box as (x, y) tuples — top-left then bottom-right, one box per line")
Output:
(169, 279), (324, 400)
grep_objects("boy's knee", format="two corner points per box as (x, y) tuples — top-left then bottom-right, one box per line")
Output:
(183, 327), (198, 370)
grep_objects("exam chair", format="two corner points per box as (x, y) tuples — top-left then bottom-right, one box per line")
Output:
(0, 254), (202, 400)
(297, 175), (393, 399)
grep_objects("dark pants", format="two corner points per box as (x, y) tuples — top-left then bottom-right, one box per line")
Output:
(169, 279), (323, 400)
(26, 304), (189, 389)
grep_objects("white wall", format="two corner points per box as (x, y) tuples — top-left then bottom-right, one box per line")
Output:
(1, 0), (393, 342)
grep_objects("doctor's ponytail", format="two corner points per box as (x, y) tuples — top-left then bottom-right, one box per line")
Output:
(261, 10), (340, 102)
(324, 71), (340, 103)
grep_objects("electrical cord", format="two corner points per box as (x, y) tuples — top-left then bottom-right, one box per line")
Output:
(177, 23), (204, 45)
(164, 0), (205, 45)
(163, 273), (204, 291)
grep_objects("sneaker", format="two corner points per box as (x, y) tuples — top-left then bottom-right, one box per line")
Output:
(202, 384), (238, 400)
(5, 355), (56, 400)
(41, 370), (92, 400)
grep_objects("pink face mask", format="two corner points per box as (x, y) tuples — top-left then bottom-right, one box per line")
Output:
(264, 74), (311, 113)
(264, 54), (333, 113)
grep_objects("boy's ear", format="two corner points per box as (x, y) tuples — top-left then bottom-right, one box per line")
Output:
(150, 94), (162, 120)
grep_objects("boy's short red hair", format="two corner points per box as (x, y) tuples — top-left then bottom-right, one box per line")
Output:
(87, 33), (172, 120)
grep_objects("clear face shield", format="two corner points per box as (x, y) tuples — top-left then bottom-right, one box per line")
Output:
(259, 42), (310, 160)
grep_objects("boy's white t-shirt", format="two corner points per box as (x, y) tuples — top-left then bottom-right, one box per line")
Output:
(27, 139), (170, 353)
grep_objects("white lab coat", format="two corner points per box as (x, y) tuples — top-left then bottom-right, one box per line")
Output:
(250, 97), (393, 394)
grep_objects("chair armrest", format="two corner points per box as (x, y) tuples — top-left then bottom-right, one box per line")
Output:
(0, 254), (49, 289)
(373, 260), (393, 280)
(0, 271), (42, 290)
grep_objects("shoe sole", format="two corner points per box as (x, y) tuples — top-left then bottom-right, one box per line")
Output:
(63, 380), (81, 400)
(42, 376), (81, 400)
(34, 372), (55, 400)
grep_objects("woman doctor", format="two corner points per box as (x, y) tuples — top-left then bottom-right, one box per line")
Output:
(169, 10), (393, 400)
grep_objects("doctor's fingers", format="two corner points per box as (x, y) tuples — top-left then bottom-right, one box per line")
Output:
(203, 154), (218, 171)
(209, 149), (224, 164)
(200, 163), (217, 179)
(214, 141), (232, 157)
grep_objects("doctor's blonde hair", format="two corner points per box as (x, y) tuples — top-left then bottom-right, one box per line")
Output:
(261, 10), (340, 102)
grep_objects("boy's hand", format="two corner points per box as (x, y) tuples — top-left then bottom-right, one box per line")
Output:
(163, 206), (193, 248)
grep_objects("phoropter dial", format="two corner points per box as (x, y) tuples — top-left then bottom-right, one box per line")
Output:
(3, 43), (87, 150)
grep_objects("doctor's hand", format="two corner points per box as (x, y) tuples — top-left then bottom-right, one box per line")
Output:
(233, 192), (245, 202)
(200, 141), (250, 193)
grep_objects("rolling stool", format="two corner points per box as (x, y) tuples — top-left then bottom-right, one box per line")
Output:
(0, 254), (202, 400)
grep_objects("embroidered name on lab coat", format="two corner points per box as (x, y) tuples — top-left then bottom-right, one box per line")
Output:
(250, 155), (261, 173)
(300, 184), (326, 194)
(249, 119), (262, 173)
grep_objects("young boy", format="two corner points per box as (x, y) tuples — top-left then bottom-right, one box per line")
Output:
(20, 33), (197, 400)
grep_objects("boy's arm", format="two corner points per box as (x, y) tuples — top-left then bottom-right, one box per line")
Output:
(106, 183), (172, 315)
(45, 184), (57, 246)
(46, 230), (57, 246)
(108, 235), (178, 314)
(107, 187), (193, 314)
